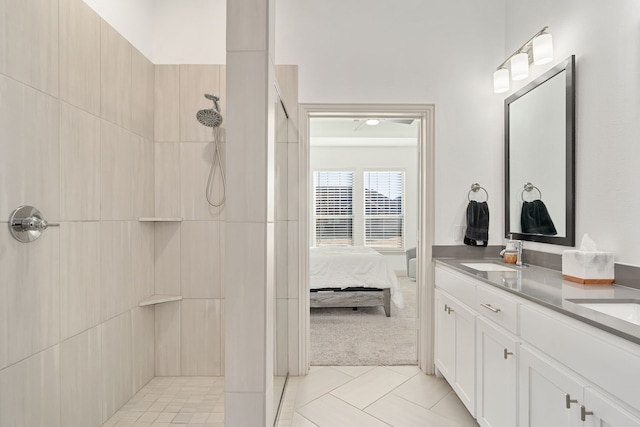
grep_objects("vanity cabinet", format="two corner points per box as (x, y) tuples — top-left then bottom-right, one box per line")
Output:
(476, 318), (518, 427)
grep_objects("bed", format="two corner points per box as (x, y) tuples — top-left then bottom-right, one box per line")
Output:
(309, 246), (404, 317)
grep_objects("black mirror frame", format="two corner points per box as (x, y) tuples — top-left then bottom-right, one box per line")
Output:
(504, 55), (575, 246)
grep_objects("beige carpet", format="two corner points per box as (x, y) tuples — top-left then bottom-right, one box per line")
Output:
(310, 274), (417, 366)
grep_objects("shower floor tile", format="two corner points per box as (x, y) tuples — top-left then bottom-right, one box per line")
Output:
(102, 376), (224, 427)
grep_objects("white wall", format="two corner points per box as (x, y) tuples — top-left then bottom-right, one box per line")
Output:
(276, 0), (508, 247)
(310, 143), (418, 271)
(504, 0), (640, 266)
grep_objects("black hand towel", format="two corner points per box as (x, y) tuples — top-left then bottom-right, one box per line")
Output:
(464, 200), (489, 246)
(521, 200), (557, 235)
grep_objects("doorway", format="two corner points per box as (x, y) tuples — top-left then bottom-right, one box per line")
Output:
(297, 104), (435, 374)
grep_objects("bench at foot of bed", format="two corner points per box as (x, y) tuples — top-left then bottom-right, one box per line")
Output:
(310, 287), (391, 317)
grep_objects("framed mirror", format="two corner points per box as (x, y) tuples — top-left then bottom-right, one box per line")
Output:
(505, 55), (575, 246)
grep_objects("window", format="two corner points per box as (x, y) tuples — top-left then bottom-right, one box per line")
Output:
(364, 171), (405, 248)
(313, 171), (353, 245)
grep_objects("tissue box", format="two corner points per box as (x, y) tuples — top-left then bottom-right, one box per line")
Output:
(562, 250), (614, 284)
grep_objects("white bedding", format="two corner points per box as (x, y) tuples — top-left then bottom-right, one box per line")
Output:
(310, 246), (404, 308)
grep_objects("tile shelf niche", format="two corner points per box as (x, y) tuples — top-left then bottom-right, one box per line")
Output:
(138, 217), (183, 222)
(139, 295), (182, 306)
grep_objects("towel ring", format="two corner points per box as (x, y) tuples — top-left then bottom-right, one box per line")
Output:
(468, 183), (488, 202)
(521, 182), (542, 201)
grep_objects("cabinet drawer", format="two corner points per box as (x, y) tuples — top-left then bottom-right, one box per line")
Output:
(435, 266), (476, 307)
(475, 285), (519, 335)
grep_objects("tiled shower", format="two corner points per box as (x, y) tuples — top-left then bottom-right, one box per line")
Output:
(0, 0), (301, 425)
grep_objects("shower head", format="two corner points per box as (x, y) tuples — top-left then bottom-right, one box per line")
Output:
(197, 94), (223, 127)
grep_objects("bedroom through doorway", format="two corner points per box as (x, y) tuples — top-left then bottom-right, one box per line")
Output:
(307, 113), (420, 366)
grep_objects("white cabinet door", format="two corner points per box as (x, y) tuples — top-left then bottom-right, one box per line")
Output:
(582, 387), (640, 427)
(476, 317), (518, 427)
(435, 289), (476, 416)
(519, 345), (585, 427)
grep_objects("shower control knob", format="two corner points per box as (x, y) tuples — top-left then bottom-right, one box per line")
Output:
(8, 205), (59, 243)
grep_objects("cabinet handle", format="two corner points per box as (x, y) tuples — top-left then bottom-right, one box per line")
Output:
(580, 405), (593, 421)
(444, 304), (449, 313)
(565, 394), (578, 409)
(503, 348), (513, 359)
(447, 306), (454, 314)
(480, 303), (501, 313)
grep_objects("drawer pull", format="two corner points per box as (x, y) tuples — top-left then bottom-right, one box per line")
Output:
(480, 303), (501, 313)
(446, 306), (454, 314)
(580, 405), (593, 421)
(565, 394), (578, 409)
(503, 348), (513, 359)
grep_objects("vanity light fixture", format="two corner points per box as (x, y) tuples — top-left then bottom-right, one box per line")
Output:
(493, 26), (554, 93)
(366, 119), (380, 126)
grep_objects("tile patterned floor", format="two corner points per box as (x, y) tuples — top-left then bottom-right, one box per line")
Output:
(102, 377), (224, 427)
(276, 366), (479, 427)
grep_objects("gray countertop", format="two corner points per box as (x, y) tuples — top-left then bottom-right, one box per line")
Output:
(434, 258), (640, 346)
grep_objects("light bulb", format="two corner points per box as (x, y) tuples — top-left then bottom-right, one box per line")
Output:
(493, 69), (510, 93)
(510, 52), (529, 81)
(533, 33), (553, 65)
(366, 119), (380, 126)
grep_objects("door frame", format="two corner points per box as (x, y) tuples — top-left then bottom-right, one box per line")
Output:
(297, 103), (435, 374)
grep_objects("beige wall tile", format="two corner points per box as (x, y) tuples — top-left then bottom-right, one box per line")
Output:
(133, 137), (154, 218)
(59, 0), (100, 115)
(181, 299), (222, 376)
(0, 0), (59, 96)
(0, 346), (61, 427)
(131, 49), (155, 140)
(275, 220), (288, 300)
(60, 103), (100, 221)
(287, 143), (299, 221)
(154, 65), (180, 142)
(181, 142), (225, 220)
(155, 301), (181, 376)
(180, 64), (221, 142)
(132, 307), (155, 392)
(100, 20), (132, 129)
(101, 311), (133, 422)
(276, 141), (289, 221)
(60, 327), (102, 427)
(0, 75), (60, 221)
(60, 221), (101, 340)
(154, 143), (181, 218)
(154, 222), (181, 295)
(181, 221), (221, 299)
(131, 222), (154, 306)
(100, 121), (134, 220)
(100, 222), (132, 322)
(0, 227), (60, 370)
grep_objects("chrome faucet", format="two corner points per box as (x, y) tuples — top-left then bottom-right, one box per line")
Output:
(513, 240), (524, 266)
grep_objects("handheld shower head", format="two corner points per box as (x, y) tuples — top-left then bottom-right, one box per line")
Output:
(196, 93), (223, 128)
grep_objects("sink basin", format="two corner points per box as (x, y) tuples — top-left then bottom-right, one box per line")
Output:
(460, 262), (517, 272)
(567, 299), (640, 326)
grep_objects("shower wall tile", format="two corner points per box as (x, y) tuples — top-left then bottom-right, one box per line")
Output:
(59, 0), (101, 115)
(100, 20), (132, 130)
(100, 121), (134, 221)
(287, 142), (300, 221)
(0, 74), (60, 222)
(0, 346), (61, 427)
(275, 220), (288, 299)
(133, 137), (154, 218)
(181, 221), (221, 299)
(131, 221), (154, 305)
(275, 65), (299, 129)
(101, 311), (133, 423)
(287, 298), (301, 375)
(131, 49), (155, 140)
(179, 64), (221, 142)
(132, 306), (155, 392)
(100, 221), (133, 322)
(60, 221), (101, 340)
(154, 222), (181, 296)
(219, 65), (227, 120)
(180, 142), (225, 220)
(154, 143), (181, 218)
(225, 51), (269, 223)
(181, 299), (222, 376)
(154, 65), (180, 142)
(60, 103), (100, 221)
(275, 298), (288, 376)
(0, 0), (59, 96)
(0, 226), (60, 370)
(60, 327), (102, 427)
(226, 0), (268, 53)
(155, 301), (181, 376)
(288, 220), (300, 299)
(276, 141), (289, 221)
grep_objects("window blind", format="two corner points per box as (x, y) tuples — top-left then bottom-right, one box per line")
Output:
(313, 171), (353, 245)
(364, 171), (405, 248)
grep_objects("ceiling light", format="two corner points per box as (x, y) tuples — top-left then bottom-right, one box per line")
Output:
(366, 119), (380, 126)
(493, 26), (554, 93)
